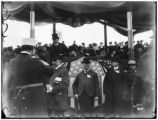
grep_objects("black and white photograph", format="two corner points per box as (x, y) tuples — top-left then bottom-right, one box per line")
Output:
(1, 1), (156, 118)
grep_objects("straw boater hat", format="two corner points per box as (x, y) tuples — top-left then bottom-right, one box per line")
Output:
(22, 38), (36, 46)
(81, 58), (91, 64)
(128, 59), (136, 65)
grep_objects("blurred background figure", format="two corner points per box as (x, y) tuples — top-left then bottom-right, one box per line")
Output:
(69, 41), (79, 57)
(49, 33), (68, 65)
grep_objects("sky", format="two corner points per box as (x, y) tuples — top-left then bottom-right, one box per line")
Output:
(2, 20), (153, 48)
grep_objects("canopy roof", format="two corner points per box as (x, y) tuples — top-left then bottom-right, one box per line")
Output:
(3, 1), (155, 36)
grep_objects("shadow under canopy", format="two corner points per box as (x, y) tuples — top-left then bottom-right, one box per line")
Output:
(2, 1), (155, 36)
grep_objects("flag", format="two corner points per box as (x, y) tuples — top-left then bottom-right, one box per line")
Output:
(69, 57), (104, 77)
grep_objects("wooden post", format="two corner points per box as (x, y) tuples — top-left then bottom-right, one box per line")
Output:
(53, 22), (56, 34)
(70, 97), (75, 108)
(101, 76), (105, 103)
(127, 11), (134, 59)
(104, 23), (107, 52)
(30, 5), (35, 39)
(153, 4), (156, 52)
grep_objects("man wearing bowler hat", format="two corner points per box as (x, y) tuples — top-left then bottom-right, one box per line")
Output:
(3, 38), (54, 117)
(73, 57), (100, 114)
(49, 33), (68, 65)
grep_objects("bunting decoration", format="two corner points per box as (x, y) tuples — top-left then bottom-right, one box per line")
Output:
(68, 57), (105, 77)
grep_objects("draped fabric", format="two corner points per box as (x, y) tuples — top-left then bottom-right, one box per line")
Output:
(68, 57), (104, 77)
(2, 1), (155, 36)
(62, 56), (106, 98)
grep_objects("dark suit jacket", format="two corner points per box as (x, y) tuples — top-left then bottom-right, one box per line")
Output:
(103, 66), (126, 103)
(69, 44), (79, 53)
(4, 53), (53, 117)
(125, 71), (145, 105)
(46, 65), (69, 110)
(49, 43), (68, 64)
(73, 69), (100, 97)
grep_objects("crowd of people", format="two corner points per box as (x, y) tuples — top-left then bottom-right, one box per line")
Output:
(2, 36), (152, 66)
(2, 34), (154, 118)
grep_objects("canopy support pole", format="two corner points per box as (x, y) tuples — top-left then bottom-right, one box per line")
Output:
(127, 11), (134, 59)
(30, 5), (35, 39)
(104, 23), (107, 53)
(53, 22), (56, 34)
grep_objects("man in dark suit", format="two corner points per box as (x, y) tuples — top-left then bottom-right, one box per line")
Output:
(125, 59), (146, 114)
(46, 57), (69, 117)
(49, 34), (68, 65)
(103, 56), (126, 114)
(73, 58), (100, 113)
(3, 38), (54, 117)
(69, 41), (79, 56)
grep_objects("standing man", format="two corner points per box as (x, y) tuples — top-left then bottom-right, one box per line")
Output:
(46, 57), (69, 117)
(103, 56), (126, 114)
(72, 58), (100, 113)
(99, 42), (105, 55)
(126, 59), (145, 114)
(49, 33), (68, 65)
(3, 38), (54, 117)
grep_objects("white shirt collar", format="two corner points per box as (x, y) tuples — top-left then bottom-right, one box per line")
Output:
(84, 68), (90, 73)
(21, 51), (31, 55)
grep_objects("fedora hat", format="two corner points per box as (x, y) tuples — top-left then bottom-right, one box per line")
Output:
(81, 58), (91, 64)
(22, 38), (36, 46)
